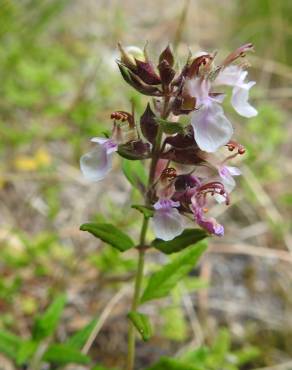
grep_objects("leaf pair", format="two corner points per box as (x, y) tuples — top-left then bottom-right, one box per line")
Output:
(80, 222), (207, 255)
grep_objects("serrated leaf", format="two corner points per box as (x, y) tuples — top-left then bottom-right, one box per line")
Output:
(141, 242), (207, 303)
(0, 329), (22, 360)
(128, 311), (152, 341)
(152, 229), (207, 254)
(80, 223), (135, 252)
(16, 340), (38, 365)
(156, 118), (184, 134)
(122, 159), (147, 190)
(43, 343), (90, 365)
(146, 357), (201, 370)
(132, 204), (154, 219)
(66, 318), (98, 349)
(32, 294), (66, 341)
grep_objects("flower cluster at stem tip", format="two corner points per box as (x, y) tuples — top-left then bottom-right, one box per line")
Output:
(80, 43), (257, 241)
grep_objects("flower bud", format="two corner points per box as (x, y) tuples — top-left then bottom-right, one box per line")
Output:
(118, 43), (145, 69)
(140, 103), (158, 144)
(159, 45), (174, 67)
(117, 62), (162, 96)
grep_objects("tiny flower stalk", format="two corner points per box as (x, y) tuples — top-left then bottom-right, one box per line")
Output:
(79, 43), (258, 370)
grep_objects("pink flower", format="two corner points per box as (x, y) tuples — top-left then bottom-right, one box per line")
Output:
(80, 137), (118, 181)
(152, 199), (184, 241)
(191, 195), (224, 236)
(192, 204), (224, 236)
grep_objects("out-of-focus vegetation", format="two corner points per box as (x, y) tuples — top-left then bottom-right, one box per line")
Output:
(0, 0), (291, 369)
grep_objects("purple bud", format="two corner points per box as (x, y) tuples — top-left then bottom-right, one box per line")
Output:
(159, 45), (174, 67)
(140, 104), (158, 144)
(117, 63), (162, 96)
(135, 59), (161, 85)
(158, 59), (176, 86)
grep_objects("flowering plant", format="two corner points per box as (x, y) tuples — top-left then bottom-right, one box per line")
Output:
(80, 43), (257, 369)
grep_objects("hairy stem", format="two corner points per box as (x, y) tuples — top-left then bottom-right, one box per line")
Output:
(126, 93), (170, 370)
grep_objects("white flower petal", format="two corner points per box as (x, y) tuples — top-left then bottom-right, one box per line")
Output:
(215, 65), (244, 86)
(226, 166), (241, 176)
(91, 137), (109, 144)
(214, 193), (226, 204)
(184, 78), (210, 105)
(232, 85), (257, 118)
(191, 103), (233, 152)
(80, 146), (112, 182)
(214, 175), (236, 203)
(91, 137), (118, 154)
(152, 208), (184, 241)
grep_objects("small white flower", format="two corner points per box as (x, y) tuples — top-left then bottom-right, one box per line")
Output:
(80, 137), (118, 182)
(186, 77), (233, 153)
(191, 102), (233, 153)
(152, 199), (184, 241)
(215, 66), (257, 118)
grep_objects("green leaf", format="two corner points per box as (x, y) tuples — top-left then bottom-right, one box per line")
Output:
(146, 357), (201, 370)
(0, 329), (22, 360)
(122, 159), (147, 190)
(152, 229), (207, 254)
(32, 294), (66, 341)
(128, 311), (152, 341)
(179, 346), (210, 365)
(162, 304), (187, 341)
(16, 340), (38, 365)
(66, 318), (98, 349)
(80, 223), (135, 252)
(208, 328), (231, 366)
(43, 343), (90, 365)
(156, 118), (184, 134)
(141, 242), (207, 303)
(132, 204), (154, 219)
(233, 346), (261, 366)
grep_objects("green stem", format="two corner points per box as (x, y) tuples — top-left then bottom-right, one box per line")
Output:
(126, 217), (148, 370)
(126, 91), (170, 370)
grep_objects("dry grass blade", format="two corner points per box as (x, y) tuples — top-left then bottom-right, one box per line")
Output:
(82, 285), (130, 355)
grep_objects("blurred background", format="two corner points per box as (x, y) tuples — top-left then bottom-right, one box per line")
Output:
(0, 0), (292, 369)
